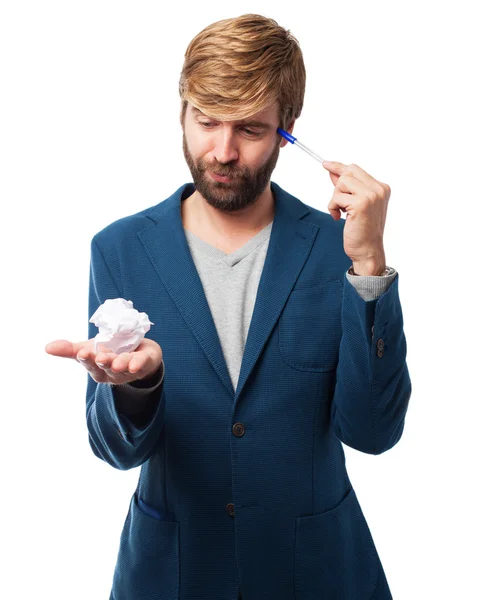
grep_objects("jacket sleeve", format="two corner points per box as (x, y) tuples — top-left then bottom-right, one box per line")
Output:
(85, 237), (166, 470)
(330, 271), (412, 455)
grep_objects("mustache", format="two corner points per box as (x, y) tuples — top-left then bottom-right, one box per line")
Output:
(203, 165), (244, 178)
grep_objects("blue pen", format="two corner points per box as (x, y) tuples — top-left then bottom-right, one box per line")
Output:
(277, 128), (326, 164)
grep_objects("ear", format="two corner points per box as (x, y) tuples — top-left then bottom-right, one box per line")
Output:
(279, 119), (296, 148)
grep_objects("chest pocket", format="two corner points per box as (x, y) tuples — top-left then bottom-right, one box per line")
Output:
(278, 278), (342, 372)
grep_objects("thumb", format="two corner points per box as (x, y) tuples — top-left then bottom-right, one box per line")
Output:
(45, 339), (89, 359)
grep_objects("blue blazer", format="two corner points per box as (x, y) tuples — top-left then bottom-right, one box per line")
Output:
(87, 181), (411, 600)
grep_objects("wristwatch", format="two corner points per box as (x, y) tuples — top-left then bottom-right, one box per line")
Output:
(347, 265), (396, 277)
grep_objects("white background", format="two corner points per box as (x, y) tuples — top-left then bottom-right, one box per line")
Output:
(2, 1), (478, 598)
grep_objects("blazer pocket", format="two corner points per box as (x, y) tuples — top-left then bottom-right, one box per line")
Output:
(138, 496), (176, 521)
(294, 487), (380, 600)
(279, 279), (342, 372)
(111, 492), (179, 600)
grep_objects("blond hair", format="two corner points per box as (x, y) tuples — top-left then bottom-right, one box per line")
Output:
(179, 13), (306, 131)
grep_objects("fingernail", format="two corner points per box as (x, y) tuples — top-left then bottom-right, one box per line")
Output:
(96, 362), (106, 367)
(78, 357), (87, 362)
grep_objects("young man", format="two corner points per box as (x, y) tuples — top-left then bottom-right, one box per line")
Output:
(46, 13), (410, 600)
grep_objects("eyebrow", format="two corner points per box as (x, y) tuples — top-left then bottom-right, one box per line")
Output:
(191, 106), (272, 130)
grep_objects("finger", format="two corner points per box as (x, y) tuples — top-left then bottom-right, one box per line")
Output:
(345, 163), (384, 190)
(110, 352), (134, 374)
(322, 161), (347, 174)
(117, 352), (150, 375)
(328, 207), (342, 221)
(77, 349), (113, 374)
(130, 351), (153, 374)
(77, 350), (106, 376)
(76, 350), (97, 368)
(335, 173), (372, 198)
(99, 353), (137, 383)
(46, 339), (89, 359)
(328, 191), (357, 216)
(325, 162), (384, 192)
(94, 352), (117, 369)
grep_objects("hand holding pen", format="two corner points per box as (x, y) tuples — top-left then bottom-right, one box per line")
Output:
(277, 127), (390, 276)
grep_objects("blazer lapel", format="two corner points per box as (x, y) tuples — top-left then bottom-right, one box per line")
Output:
(137, 181), (320, 402)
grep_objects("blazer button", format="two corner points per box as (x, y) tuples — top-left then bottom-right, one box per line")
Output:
(377, 338), (384, 357)
(232, 423), (245, 437)
(226, 503), (235, 517)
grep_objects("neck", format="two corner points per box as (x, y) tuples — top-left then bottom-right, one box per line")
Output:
(184, 185), (275, 240)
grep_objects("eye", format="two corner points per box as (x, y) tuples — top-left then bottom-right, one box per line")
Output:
(198, 121), (261, 137)
(242, 127), (261, 137)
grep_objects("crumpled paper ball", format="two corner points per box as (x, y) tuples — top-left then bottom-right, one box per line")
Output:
(89, 298), (154, 354)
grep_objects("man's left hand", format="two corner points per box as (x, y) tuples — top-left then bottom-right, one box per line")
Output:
(322, 161), (390, 276)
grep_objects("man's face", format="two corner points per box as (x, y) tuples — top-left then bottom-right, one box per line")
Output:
(181, 102), (289, 213)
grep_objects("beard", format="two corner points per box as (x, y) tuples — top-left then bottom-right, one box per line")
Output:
(182, 132), (280, 213)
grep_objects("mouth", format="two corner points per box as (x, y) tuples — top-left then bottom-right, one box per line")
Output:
(209, 171), (234, 183)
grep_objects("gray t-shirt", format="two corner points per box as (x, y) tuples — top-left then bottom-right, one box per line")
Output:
(183, 222), (273, 391)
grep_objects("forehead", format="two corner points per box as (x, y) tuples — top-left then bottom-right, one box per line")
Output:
(188, 103), (279, 127)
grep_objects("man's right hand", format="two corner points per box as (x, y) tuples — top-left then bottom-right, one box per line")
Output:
(45, 338), (163, 385)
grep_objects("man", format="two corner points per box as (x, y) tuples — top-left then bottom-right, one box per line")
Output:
(46, 13), (411, 600)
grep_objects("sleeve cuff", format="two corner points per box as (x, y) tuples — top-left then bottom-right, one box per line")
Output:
(345, 267), (398, 302)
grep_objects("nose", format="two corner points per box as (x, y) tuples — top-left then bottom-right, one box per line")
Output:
(213, 128), (239, 164)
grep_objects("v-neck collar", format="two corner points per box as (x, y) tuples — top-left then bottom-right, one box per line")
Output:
(183, 222), (273, 268)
